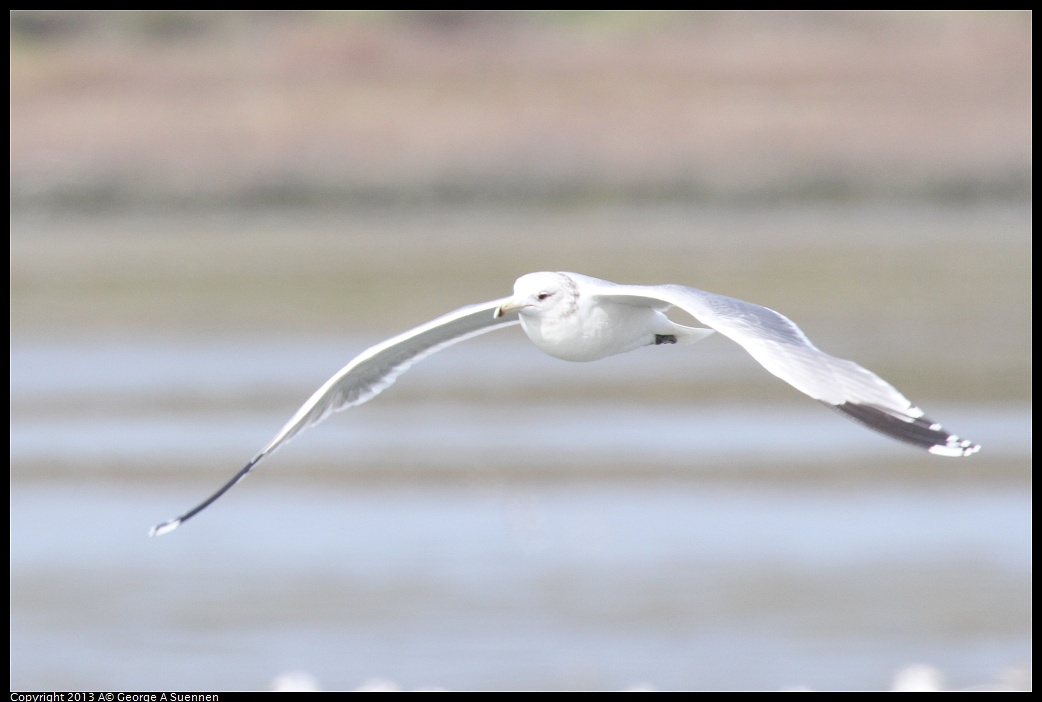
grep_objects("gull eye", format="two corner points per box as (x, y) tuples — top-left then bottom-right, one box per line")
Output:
(537, 291), (553, 301)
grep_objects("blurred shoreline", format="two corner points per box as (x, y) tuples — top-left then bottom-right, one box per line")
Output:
(10, 10), (1032, 210)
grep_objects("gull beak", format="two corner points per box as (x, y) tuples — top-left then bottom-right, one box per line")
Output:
(493, 300), (524, 319)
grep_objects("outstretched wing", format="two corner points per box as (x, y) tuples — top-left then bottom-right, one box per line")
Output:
(591, 281), (979, 458)
(150, 297), (518, 536)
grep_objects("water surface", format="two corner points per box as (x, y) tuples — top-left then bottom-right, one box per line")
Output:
(10, 202), (1031, 690)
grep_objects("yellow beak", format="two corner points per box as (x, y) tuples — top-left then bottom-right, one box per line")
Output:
(493, 300), (525, 319)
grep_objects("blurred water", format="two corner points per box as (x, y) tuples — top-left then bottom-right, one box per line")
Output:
(8, 338), (1030, 471)
(9, 203), (1032, 691)
(8, 338), (1032, 692)
(9, 479), (1032, 692)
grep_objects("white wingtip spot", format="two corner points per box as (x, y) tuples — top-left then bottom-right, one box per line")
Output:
(149, 519), (181, 537)
(928, 436), (981, 458)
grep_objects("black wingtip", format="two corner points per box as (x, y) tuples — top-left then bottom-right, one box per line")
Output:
(148, 453), (266, 537)
(829, 402), (980, 457)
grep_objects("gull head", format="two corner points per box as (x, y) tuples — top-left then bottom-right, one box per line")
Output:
(494, 272), (578, 320)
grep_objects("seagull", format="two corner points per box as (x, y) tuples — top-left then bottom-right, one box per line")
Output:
(150, 271), (979, 536)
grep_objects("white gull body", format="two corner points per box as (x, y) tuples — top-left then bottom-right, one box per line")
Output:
(151, 271), (979, 536)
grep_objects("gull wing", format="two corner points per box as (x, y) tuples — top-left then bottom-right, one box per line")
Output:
(591, 281), (979, 458)
(151, 297), (518, 536)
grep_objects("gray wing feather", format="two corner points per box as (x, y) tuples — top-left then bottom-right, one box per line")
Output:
(260, 297), (517, 458)
(149, 297), (517, 536)
(591, 282), (978, 457)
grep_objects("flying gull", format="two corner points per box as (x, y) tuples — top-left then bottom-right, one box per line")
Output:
(150, 271), (979, 536)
